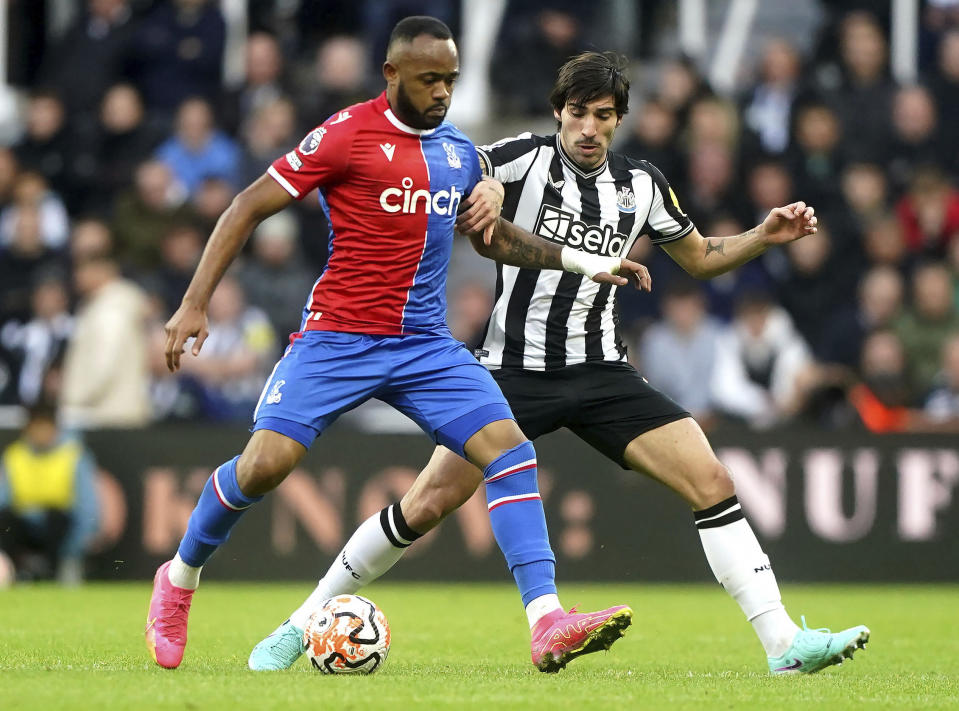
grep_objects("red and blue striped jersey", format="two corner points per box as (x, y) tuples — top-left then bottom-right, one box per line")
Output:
(267, 92), (481, 336)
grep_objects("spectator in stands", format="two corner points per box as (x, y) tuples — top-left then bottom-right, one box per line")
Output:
(711, 291), (819, 428)
(191, 176), (236, 235)
(895, 165), (959, 259)
(60, 252), (151, 428)
(155, 97), (241, 196)
(841, 163), (889, 232)
(0, 171), (69, 251)
(0, 275), (72, 406)
(861, 214), (909, 269)
(89, 84), (164, 213)
(847, 329), (915, 432)
(12, 93), (82, 214)
(37, 0), (136, 120)
(655, 55), (710, 127)
(894, 261), (959, 393)
(683, 143), (744, 227)
(686, 97), (741, 153)
(638, 279), (721, 422)
(236, 212), (314, 339)
(111, 160), (195, 272)
(0, 204), (67, 324)
(492, 8), (585, 115)
(150, 223), (204, 314)
(221, 32), (289, 135)
(0, 147), (19, 210)
(742, 38), (804, 155)
(826, 11), (897, 163)
(128, 0), (226, 113)
(887, 86), (944, 191)
(69, 218), (115, 264)
(819, 265), (905, 368)
(926, 28), (959, 159)
(789, 102), (845, 213)
(0, 401), (100, 584)
(238, 98), (298, 187)
(297, 35), (373, 127)
(923, 333), (959, 426)
(618, 98), (683, 186)
(175, 274), (277, 421)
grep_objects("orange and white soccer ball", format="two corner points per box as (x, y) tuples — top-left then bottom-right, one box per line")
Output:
(303, 594), (391, 674)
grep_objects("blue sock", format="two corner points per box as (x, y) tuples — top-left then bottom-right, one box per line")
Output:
(177, 456), (263, 567)
(484, 441), (557, 605)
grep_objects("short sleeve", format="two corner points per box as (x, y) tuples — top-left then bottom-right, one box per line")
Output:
(642, 161), (695, 244)
(267, 121), (352, 199)
(477, 133), (541, 184)
(462, 138), (482, 193)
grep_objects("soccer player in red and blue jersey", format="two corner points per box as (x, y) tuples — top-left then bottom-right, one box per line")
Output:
(146, 17), (647, 671)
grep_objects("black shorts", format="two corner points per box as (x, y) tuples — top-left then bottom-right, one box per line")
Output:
(491, 361), (690, 469)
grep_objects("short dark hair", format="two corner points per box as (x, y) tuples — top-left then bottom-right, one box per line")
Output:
(388, 16), (453, 54)
(549, 51), (630, 117)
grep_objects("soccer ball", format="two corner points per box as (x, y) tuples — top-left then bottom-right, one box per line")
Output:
(303, 594), (391, 674)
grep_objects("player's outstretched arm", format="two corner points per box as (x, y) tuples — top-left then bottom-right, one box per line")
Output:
(659, 201), (818, 280)
(467, 218), (651, 290)
(164, 175), (293, 372)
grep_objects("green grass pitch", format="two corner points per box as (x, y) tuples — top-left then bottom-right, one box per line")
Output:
(2, 582), (957, 710)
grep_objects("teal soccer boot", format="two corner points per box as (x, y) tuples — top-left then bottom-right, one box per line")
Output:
(248, 619), (306, 671)
(769, 616), (870, 674)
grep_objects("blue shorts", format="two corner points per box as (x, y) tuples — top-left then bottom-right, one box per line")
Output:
(252, 330), (514, 456)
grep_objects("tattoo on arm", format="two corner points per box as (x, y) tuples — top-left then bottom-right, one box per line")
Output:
(704, 239), (726, 258)
(487, 218), (562, 269)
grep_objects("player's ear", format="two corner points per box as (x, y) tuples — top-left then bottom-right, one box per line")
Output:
(383, 60), (398, 84)
(553, 108), (562, 122)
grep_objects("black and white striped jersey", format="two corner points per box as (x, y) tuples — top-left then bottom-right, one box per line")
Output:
(475, 133), (695, 370)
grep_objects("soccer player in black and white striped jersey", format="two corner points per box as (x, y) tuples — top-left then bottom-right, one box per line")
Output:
(410, 51), (869, 674)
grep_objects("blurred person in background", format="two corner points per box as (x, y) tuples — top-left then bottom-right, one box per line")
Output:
(0, 171), (70, 251)
(887, 86), (944, 191)
(824, 11), (897, 163)
(238, 98), (299, 187)
(0, 147), (20, 210)
(148, 223), (204, 314)
(841, 163), (889, 233)
(236, 212), (314, 339)
(742, 38), (805, 156)
(37, 0), (136, 122)
(895, 165), (959, 259)
(175, 274), (277, 421)
(894, 261), (959, 393)
(0, 203), (67, 324)
(618, 98), (683, 188)
(819, 265), (905, 368)
(88, 84), (165, 212)
(788, 102), (846, 214)
(0, 401), (100, 584)
(112, 160), (195, 272)
(128, 0), (226, 114)
(190, 176), (236, 235)
(861, 214), (909, 270)
(60, 252), (150, 428)
(69, 217), (115, 264)
(221, 32), (290, 135)
(711, 291), (820, 428)
(12, 90), (83, 213)
(926, 28), (959, 159)
(848, 328), (916, 432)
(0, 275), (73, 406)
(655, 55), (710, 127)
(637, 279), (721, 423)
(682, 143), (744, 228)
(155, 97), (241, 197)
(923, 333), (959, 428)
(297, 35), (372, 126)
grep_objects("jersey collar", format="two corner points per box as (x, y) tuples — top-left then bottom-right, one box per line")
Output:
(377, 92), (438, 136)
(555, 133), (608, 179)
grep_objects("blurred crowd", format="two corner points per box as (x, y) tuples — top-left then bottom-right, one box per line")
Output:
(0, 0), (957, 435)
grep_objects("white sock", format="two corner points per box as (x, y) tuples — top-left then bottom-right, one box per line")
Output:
(525, 593), (562, 628)
(289, 504), (421, 629)
(168, 552), (201, 590)
(694, 495), (799, 657)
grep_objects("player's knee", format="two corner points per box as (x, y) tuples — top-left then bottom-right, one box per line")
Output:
(689, 460), (735, 510)
(236, 449), (296, 496)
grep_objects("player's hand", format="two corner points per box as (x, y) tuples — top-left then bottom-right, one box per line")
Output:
(759, 201), (818, 246)
(164, 301), (209, 372)
(456, 176), (504, 245)
(591, 258), (652, 290)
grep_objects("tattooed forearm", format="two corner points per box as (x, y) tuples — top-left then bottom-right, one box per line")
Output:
(704, 239), (725, 258)
(480, 218), (563, 269)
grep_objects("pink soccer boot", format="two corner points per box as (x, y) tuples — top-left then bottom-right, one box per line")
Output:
(530, 604), (633, 673)
(145, 560), (195, 669)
